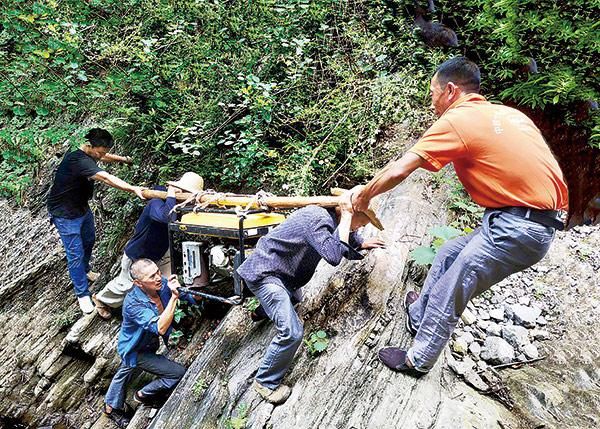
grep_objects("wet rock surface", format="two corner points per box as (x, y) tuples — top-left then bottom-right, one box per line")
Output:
(0, 198), (219, 429)
(0, 169), (598, 428)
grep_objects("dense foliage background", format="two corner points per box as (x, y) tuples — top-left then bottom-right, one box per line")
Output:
(0, 0), (598, 204)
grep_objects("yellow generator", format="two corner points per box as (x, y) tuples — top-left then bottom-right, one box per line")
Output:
(168, 207), (286, 305)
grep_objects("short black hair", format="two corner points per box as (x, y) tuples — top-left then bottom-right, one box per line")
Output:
(435, 57), (480, 93)
(85, 128), (114, 148)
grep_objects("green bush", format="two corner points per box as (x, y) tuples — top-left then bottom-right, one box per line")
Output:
(304, 329), (329, 356)
(441, 0), (599, 145)
(0, 0), (596, 205)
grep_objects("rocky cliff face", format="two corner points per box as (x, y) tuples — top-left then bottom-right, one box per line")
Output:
(0, 158), (598, 429)
(0, 172), (218, 428)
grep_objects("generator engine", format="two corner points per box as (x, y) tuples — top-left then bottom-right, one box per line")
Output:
(169, 208), (285, 305)
(209, 244), (237, 278)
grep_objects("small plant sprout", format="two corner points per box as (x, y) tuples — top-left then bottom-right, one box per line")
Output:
(192, 377), (208, 401)
(225, 402), (249, 429)
(304, 330), (329, 357)
(244, 297), (260, 313)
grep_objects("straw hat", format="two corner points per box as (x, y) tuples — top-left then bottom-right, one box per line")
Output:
(167, 172), (204, 193)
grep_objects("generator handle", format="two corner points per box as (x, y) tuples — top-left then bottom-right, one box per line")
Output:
(177, 287), (243, 306)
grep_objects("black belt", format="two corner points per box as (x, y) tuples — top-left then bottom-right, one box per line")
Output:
(497, 207), (564, 231)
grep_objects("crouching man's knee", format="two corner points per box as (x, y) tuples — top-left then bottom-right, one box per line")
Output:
(290, 323), (304, 346)
(174, 363), (187, 381)
(164, 361), (187, 388)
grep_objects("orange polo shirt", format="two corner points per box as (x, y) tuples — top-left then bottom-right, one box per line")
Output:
(409, 94), (568, 210)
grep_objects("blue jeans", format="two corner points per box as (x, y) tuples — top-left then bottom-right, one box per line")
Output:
(248, 281), (304, 390)
(52, 210), (95, 298)
(105, 353), (186, 410)
(407, 209), (555, 371)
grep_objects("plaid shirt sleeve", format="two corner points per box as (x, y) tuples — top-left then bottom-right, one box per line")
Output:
(305, 215), (364, 265)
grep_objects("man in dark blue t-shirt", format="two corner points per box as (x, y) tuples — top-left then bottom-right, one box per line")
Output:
(47, 128), (146, 314)
(93, 172), (204, 319)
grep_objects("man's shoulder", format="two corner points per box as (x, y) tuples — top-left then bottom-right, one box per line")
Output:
(64, 148), (87, 160)
(286, 206), (332, 228)
(123, 286), (147, 310)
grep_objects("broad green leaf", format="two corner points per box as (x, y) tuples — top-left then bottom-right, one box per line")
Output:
(410, 246), (436, 266)
(12, 106), (27, 116)
(430, 226), (462, 241)
(313, 340), (328, 352)
(170, 330), (183, 339)
(316, 330), (327, 339)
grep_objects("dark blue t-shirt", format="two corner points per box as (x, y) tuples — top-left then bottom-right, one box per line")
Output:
(124, 196), (177, 262)
(47, 149), (103, 219)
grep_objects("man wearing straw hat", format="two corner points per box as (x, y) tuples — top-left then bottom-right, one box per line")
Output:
(93, 172), (204, 319)
(237, 196), (385, 404)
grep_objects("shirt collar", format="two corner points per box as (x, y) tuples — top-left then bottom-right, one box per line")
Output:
(443, 93), (487, 116)
(130, 277), (168, 304)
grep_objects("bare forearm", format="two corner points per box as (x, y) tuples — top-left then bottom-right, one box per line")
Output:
(338, 212), (352, 243)
(92, 171), (135, 193)
(355, 152), (423, 209)
(158, 296), (178, 335)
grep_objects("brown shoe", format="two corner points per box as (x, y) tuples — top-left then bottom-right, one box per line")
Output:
(87, 271), (100, 282)
(253, 380), (291, 404)
(92, 294), (112, 320)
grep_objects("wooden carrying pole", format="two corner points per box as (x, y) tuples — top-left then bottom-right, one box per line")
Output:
(141, 189), (341, 209)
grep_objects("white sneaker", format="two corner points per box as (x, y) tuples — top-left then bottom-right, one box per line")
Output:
(78, 296), (95, 314)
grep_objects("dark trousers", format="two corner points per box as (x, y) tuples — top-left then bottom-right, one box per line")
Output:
(104, 353), (186, 410)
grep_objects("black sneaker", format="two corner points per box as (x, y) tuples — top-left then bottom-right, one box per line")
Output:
(105, 408), (131, 428)
(378, 347), (426, 378)
(403, 290), (419, 337)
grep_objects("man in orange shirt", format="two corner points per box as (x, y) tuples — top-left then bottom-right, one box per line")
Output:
(346, 57), (568, 376)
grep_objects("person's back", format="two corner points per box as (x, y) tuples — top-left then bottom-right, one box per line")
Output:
(125, 196), (175, 262)
(47, 149), (101, 219)
(411, 93), (568, 210)
(237, 205), (362, 291)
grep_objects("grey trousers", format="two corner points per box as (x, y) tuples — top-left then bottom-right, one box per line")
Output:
(248, 281), (304, 390)
(407, 209), (555, 371)
(104, 352), (186, 410)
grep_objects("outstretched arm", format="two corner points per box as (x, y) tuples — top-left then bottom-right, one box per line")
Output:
(91, 171), (146, 199)
(353, 152), (424, 212)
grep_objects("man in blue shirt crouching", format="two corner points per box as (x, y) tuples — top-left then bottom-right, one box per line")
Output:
(103, 258), (196, 427)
